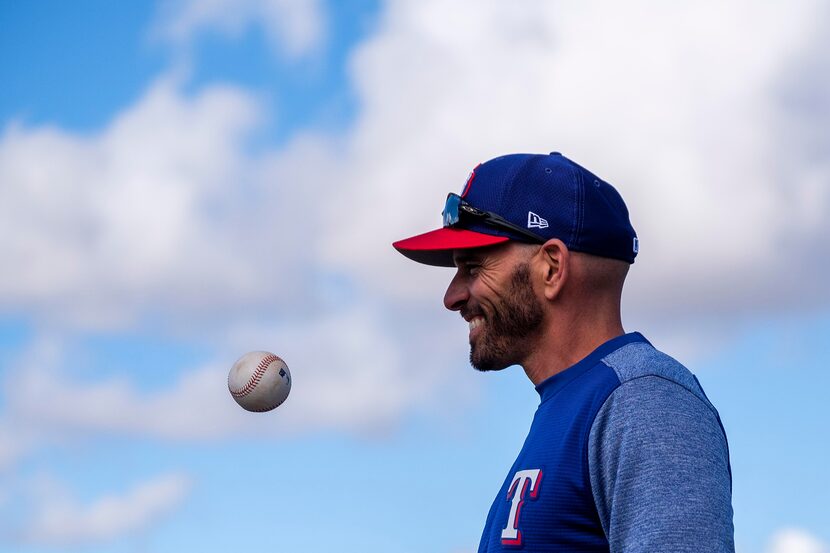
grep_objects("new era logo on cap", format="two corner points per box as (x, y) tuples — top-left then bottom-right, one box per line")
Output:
(528, 212), (548, 229)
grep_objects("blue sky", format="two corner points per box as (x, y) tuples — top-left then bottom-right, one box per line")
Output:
(1, 1), (829, 552)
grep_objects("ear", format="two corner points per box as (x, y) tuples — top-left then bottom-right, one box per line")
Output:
(536, 239), (569, 301)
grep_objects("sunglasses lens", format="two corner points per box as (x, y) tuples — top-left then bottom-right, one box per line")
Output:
(443, 194), (461, 227)
(440, 192), (543, 243)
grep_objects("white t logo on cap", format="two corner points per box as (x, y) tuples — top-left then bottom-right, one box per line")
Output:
(527, 212), (548, 229)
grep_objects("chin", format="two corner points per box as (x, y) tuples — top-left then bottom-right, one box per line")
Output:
(469, 348), (512, 372)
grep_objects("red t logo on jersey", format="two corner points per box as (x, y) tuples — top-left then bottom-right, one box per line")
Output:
(501, 469), (543, 547)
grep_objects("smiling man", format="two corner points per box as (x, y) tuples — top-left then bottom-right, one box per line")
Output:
(393, 152), (735, 552)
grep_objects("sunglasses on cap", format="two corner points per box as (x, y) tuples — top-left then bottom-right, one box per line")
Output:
(442, 193), (546, 244)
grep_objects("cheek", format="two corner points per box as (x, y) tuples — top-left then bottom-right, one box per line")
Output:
(471, 274), (507, 310)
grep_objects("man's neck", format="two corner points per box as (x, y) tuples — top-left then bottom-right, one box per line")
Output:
(521, 317), (625, 386)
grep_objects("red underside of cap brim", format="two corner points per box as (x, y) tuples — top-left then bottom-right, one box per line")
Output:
(392, 227), (510, 267)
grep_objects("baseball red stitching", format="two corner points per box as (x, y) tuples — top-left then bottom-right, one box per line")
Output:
(229, 354), (279, 398)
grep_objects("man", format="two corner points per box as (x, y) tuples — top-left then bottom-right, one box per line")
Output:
(393, 152), (734, 552)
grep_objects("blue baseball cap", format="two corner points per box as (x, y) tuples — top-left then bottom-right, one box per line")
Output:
(393, 152), (638, 267)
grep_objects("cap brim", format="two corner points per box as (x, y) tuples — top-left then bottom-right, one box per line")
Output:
(393, 227), (510, 267)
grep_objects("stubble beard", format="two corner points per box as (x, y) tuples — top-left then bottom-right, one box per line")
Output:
(470, 262), (544, 372)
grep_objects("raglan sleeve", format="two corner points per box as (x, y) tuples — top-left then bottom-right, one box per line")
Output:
(587, 376), (735, 553)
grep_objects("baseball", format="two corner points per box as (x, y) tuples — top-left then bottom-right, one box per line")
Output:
(227, 351), (291, 412)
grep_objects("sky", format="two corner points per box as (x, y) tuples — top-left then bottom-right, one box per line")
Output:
(0, 0), (829, 552)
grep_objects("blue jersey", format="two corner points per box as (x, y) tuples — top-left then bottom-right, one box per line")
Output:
(477, 332), (734, 552)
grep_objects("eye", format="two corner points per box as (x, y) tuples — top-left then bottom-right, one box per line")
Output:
(465, 263), (481, 276)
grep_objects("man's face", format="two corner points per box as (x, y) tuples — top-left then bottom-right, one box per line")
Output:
(444, 244), (544, 371)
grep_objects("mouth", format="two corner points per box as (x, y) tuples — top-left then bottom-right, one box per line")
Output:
(468, 316), (485, 341)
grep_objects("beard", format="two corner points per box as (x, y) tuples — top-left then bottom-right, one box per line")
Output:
(469, 262), (544, 372)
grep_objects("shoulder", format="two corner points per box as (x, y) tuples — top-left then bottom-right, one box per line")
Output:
(587, 341), (735, 551)
(589, 373), (730, 472)
(601, 340), (715, 409)
(591, 340), (728, 455)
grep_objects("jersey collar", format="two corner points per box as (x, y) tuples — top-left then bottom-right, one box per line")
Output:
(535, 332), (650, 403)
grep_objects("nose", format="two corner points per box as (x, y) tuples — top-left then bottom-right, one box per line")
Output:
(443, 270), (468, 311)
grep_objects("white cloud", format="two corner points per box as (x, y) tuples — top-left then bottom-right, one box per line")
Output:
(3, 0), (828, 339)
(153, 0), (327, 59)
(766, 528), (830, 553)
(17, 473), (190, 546)
(0, 63), (473, 466)
(3, 306), (466, 444)
(0, 422), (37, 474)
(0, 73), (315, 329)
(306, 0), (830, 323)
